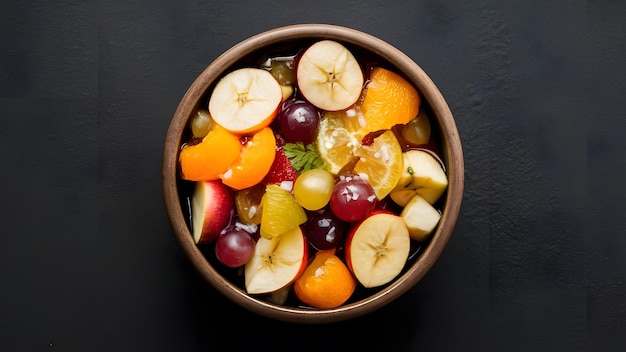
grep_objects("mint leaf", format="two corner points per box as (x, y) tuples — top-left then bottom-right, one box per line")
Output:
(283, 142), (327, 172)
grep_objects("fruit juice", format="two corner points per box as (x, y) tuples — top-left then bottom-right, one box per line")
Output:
(176, 39), (448, 309)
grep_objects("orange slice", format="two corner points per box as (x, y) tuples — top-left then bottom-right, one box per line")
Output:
(316, 112), (404, 200)
(353, 130), (404, 200)
(221, 127), (276, 190)
(179, 123), (242, 181)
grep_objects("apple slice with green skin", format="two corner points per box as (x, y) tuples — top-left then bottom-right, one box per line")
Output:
(344, 211), (410, 288)
(244, 226), (308, 294)
(191, 180), (234, 244)
(208, 68), (283, 135)
(296, 40), (364, 111)
(400, 194), (442, 242)
(390, 149), (448, 207)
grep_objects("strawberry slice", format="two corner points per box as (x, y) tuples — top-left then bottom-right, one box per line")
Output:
(263, 147), (297, 186)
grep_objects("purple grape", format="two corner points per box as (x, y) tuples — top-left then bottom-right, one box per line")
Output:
(306, 209), (346, 250)
(215, 227), (256, 268)
(277, 99), (320, 144)
(329, 175), (377, 222)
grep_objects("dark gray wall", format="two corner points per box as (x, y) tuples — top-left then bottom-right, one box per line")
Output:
(2, 1), (624, 351)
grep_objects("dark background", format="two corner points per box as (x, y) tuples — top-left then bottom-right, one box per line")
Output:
(2, 1), (624, 351)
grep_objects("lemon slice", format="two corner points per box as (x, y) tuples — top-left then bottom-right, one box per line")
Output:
(315, 111), (361, 174)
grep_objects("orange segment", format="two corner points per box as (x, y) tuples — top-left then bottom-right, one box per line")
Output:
(221, 127), (276, 190)
(179, 123), (242, 181)
(294, 249), (356, 309)
(358, 67), (420, 134)
(354, 130), (404, 200)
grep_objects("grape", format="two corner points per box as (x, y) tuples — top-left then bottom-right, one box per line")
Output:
(269, 59), (296, 86)
(215, 227), (256, 268)
(306, 209), (346, 250)
(293, 169), (335, 211)
(234, 183), (265, 225)
(190, 109), (213, 139)
(329, 175), (377, 222)
(402, 109), (431, 145)
(277, 99), (320, 144)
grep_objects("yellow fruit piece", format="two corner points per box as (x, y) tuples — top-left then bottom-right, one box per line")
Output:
(260, 184), (307, 239)
(234, 183), (265, 225)
(294, 249), (356, 309)
(353, 130), (404, 200)
(315, 111), (362, 174)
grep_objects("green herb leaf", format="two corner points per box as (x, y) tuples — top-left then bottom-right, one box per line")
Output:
(283, 142), (327, 172)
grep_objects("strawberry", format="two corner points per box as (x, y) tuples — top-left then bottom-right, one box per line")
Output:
(263, 146), (298, 186)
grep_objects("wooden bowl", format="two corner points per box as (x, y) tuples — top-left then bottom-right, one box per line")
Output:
(162, 24), (464, 323)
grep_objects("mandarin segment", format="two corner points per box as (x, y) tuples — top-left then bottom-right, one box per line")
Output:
(294, 249), (356, 309)
(221, 127), (277, 190)
(358, 67), (421, 134)
(179, 123), (242, 181)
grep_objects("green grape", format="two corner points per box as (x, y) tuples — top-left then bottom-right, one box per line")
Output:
(293, 168), (335, 211)
(270, 59), (296, 86)
(402, 109), (431, 145)
(190, 109), (213, 139)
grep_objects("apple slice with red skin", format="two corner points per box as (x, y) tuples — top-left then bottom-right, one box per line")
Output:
(191, 180), (234, 244)
(208, 68), (283, 135)
(244, 226), (308, 294)
(345, 210), (410, 288)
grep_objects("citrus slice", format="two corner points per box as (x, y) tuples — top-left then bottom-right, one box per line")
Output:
(260, 184), (307, 239)
(357, 67), (421, 134)
(293, 249), (356, 309)
(353, 130), (404, 200)
(315, 111), (361, 174)
(315, 112), (404, 200)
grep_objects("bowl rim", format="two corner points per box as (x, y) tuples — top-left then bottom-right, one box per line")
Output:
(162, 23), (464, 324)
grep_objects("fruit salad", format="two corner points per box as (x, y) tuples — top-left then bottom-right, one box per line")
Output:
(177, 39), (449, 309)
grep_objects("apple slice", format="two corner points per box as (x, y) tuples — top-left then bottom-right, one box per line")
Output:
(390, 149), (448, 207)
(244, 226), (308, 294)
(191, 180), (234, 244)
(344, 211), (410, 288)
(400, 194), (442, 241)
(208, 68), (283, 134)
(296, 40), (364, 111)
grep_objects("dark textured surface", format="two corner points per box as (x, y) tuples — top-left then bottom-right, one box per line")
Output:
(1, 1), (625, 351)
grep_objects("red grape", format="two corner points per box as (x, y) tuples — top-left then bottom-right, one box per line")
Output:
(329, 175), (377, 222)
(277, 99), (320, 144)
(215, 227), (256, 268)
(306, 209), (347, 250)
